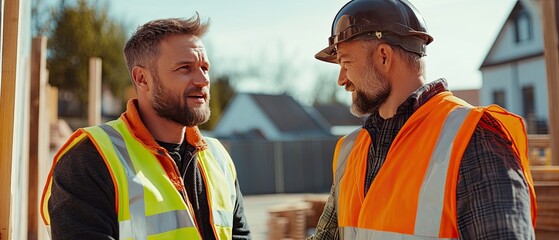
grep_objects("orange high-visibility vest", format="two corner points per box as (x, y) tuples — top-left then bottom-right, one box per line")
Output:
(333, 92), (537, 239)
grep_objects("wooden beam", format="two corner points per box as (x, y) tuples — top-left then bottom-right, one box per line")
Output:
(541, 0), (559, 165)
(88, 57), (102, 126)
(28, 36), (48, 240)
(49, 85), (58, 125)
(0, 0), (21, 239)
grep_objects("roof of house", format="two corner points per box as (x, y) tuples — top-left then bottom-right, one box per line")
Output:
(481, 1), (525, 68)
(313, 103), (364, 127)
(479, 0), (559, 69)
(250, 94), (328, 134)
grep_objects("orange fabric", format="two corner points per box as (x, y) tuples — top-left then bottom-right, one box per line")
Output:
(336, 130), (370, 226)
(438, 107), (483, 236)
(360, 92), (458, 235)
(335, 92), (536, 237)
(120, 98), (208, 194)
(484, 105), (538, 225)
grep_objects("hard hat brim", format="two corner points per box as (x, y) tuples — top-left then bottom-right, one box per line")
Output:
(315, 45), (337, 64)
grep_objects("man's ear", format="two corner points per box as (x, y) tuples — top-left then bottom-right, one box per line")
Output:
(376, 43), (394, 71)
(131, 66), (149, 91)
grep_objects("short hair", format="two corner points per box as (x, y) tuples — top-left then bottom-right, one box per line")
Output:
(354, 36), (425, 76)
(123, 13), (210, 75)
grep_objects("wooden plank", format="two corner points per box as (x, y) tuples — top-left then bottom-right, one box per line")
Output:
(542, 0), (559, 165)
(0, 0), (21, 239)
(531, 166), (559, 181)
(49, 85), (57, 125)
(28, 36), (47, 240)
(88, 57), (102, 126)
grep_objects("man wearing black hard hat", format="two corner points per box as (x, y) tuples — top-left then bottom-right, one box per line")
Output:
(308, 0), (537, 239)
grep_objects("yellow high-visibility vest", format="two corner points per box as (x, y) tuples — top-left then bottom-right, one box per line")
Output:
(41, 118), (237, 239)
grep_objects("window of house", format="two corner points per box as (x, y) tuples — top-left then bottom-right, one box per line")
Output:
(522, 85), (538, 133)
(522, 85), (546, 133)
(514, 10), (532, 43)
(522, 85), (535, 118)
(493, 90), (506, 108)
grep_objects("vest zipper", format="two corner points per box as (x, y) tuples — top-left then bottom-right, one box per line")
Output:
(158, 147), (203, 237)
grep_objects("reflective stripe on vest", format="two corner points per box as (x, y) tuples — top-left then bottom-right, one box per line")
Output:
(341, 227), (458, 240)
(99, 124), (198, 239)
(334, 107), (470, 239)
(200, 138), (237, 239)
(41, 119), (238, 240)
(205, 138), (236, 227)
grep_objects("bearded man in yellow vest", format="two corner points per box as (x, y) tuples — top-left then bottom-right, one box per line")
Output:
(41, 15), (252, 240)
(308, 0), (537, 239)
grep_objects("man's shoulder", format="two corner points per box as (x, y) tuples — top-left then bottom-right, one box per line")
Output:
(55, 135), (106, 171)
(475, 112), (511, 140)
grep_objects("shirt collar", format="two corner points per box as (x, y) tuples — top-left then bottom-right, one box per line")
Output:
(364, 78), (449, 126)
(120, 98), (208, 151)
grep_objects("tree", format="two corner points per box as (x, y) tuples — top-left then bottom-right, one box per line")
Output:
(31, 0), (54, 37)
(47, 0), (130, 117)
(311, 68), (347, 105)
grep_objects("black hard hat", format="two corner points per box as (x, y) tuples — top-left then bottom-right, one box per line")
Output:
(315, 0), (434, 63)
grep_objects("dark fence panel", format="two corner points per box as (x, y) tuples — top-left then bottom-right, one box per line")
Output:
(221, 141), (277, 195)
(221, 138), (338, 195)
(281, 140), (337, 193)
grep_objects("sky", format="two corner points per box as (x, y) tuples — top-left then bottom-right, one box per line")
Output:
(106, 0), (518, 103)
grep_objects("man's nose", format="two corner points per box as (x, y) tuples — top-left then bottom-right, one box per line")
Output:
(338, 67), (347, 86)
(193, 68), (210, 86)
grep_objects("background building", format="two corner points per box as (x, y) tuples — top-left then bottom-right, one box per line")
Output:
(479, 0), (557, 134)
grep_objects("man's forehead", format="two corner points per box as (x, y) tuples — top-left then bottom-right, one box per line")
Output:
(335, 41), (360, 61)
(189, 47), (208, 60)
(168, 37), (208, 57)
(185, 38), (207, 56)
(336, 49), (351, 63)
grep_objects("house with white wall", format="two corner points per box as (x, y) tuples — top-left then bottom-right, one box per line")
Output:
(479, 0), (556, 133)
(213, 93), (330, 140)
(213, 93), (362, 140)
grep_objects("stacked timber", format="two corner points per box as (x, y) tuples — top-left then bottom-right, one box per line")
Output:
(532, 166), (559, 239)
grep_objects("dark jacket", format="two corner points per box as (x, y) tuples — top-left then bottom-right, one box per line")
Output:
(47, 99), (251, 240)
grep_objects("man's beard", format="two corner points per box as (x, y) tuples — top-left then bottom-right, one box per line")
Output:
(350, 62), (391, 117)
(151, 75), (211, 127)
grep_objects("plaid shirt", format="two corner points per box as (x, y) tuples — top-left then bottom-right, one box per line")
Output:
(308, 79), (534, 240)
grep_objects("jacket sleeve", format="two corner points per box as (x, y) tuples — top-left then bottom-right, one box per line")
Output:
(307, 184), (339, 240)
(48, 137), (119, 240)
(232, 180), (252, 240)
(456, 113), (534, 239)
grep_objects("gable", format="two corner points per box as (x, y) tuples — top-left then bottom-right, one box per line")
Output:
(213, 94), (281, 139)
(480, 0), (545, 69)
(214, 93), (331, 140)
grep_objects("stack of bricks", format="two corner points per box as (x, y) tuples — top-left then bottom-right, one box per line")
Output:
(304, 194), (329, 229)
(267, 202), (312, 240)
(268, 216), (289, 240)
